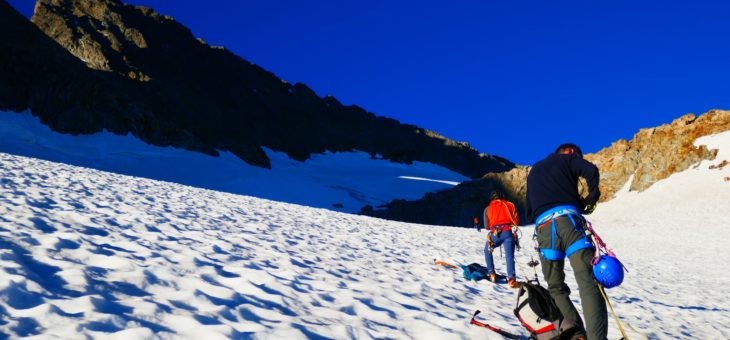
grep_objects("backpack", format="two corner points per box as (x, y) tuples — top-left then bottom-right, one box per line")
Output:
(514, 282), (566, 340)
(461, 263), (489, 281)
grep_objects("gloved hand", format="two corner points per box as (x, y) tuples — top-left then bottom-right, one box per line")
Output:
(583, 202), (596, 215)
(487, 232), (495, 253)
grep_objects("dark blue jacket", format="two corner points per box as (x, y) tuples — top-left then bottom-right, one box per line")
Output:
(525, 153), (600, 223)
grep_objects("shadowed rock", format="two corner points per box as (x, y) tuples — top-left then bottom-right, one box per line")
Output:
(0, 0), (514, 178)
(360, 175), (525, 227)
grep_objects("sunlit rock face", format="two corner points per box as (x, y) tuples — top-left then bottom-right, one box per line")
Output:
(366, 110), (730, 226)
(586, 109), (730, 200)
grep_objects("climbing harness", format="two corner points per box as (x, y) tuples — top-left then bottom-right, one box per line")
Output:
(499, 199), (521, 250)
(534, 205), (594, 261)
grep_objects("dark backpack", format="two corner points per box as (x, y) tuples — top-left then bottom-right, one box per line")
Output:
(514, 282), (566, 339)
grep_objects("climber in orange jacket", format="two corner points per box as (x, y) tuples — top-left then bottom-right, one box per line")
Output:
(483, 190), (519, 288)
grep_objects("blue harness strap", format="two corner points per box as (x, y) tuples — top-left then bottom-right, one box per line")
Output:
(536, 205), (594, 261)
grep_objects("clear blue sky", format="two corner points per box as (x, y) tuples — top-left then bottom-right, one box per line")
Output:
(9, 0), (730, 164)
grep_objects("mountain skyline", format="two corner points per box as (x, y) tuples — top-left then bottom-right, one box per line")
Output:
(2, 0), (512, 181)
(8, 0), (730, 164)
(4, 0), (729, 227)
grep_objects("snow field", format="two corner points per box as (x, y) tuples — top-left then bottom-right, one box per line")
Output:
(590, 131), (730, 339)
(0, 125), (728, 339)
(0, 152), (528, 339)
(0, 111), (466, 214)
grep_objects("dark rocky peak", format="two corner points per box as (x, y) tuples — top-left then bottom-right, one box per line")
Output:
(1, 0), (214, 153)
(32, 0), (295, 92)
(33, 0), (143, 75)
(32, 0), (186, 80)
(4, 0), (515, 179)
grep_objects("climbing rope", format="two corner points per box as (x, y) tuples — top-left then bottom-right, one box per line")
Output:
(598, 284), (629, 340)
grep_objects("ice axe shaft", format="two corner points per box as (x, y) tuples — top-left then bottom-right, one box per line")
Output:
(469, 310), (521, 339)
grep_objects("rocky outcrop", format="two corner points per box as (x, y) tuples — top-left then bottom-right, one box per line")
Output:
(1, 0), (224, 158)
(361, 166), (530, 227)
(0, 0), (514, 178)
(31, 0), (153, 78)
(586, 110), (729, 200)
(363, 110), (730, 226)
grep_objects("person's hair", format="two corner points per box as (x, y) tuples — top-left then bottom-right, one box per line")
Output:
(555, 143), (583, 158)
(490, 190), (503, 200)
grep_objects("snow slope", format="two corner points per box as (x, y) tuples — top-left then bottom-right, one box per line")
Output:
(0, 129), (728, 339)
(0, 111), (466, 213)
(0, 151), (494, 339)
(589, 131), (730, 339)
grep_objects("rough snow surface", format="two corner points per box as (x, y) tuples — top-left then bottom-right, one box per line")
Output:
(0, 127), (728, 339)
(0, 150), (512, 339)
(0, 111), (466, 213)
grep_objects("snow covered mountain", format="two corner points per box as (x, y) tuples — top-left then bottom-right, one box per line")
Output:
(0, 127), (728, 338)
(0, 0), (516, 218)
(0, 110), (467, 213)
(0, 0), (513, 179)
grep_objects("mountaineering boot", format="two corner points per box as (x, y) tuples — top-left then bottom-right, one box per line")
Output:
(562, 326), (587, 340)
(488, 273), (497, 283)
(508, 278), (519, 288)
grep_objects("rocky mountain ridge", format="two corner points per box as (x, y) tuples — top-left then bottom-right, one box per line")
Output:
(363, 109), (730, 226)
(586, 110), (729, 200)
(0, 0), (513, 178)
(6, 0), (727, 227)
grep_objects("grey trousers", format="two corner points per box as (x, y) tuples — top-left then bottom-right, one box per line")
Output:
(536, 215), (608, 340)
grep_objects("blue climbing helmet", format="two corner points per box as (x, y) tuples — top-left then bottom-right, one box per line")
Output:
(593, 255), (624, 288)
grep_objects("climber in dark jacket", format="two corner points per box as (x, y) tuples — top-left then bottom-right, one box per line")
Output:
(526, 143), (606, 340)
(525, 144), (600, 223)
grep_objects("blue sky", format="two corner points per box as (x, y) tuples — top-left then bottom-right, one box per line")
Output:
(9, 0), (730, 164)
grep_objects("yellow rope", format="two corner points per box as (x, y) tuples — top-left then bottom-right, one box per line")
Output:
(598, 284), (629, 340)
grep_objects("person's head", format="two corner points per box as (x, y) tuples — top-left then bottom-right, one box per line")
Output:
(555, 143), (583, 158)
(490, 190), (503, 201)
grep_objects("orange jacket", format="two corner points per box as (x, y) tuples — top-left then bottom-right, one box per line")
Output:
(484, 199), (519, 231)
